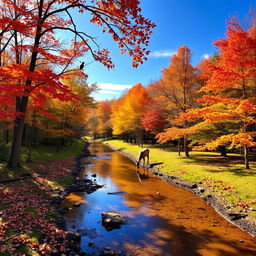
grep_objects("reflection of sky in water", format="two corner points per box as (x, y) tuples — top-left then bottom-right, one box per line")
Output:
(63, 142), (256, 256)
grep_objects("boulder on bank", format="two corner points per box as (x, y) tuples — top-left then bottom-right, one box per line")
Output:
(101, 211), (127, 230)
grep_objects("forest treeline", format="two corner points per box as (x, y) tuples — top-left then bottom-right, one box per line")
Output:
(87, 20), (256, 169)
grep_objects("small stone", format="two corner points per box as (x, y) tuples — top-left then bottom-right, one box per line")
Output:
(190, 183), (197, 189)
(101, 211), (127, 231)
(74, 203), (81, 207)
(156, 192), (160, 195)
(197, 187), (205, 193)
(92, 174), (97, 177)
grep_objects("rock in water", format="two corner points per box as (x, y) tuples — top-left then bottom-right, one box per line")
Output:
(100, 247), (121, 255)
(101, 211), (127, 230)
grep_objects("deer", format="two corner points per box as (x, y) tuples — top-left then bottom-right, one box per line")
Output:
(136, 148), (150, 168)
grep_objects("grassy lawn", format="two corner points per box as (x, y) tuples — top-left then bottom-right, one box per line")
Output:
(105, 139), (256, 216)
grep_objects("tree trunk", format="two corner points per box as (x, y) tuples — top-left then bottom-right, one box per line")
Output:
(7, 8), (42, 168)
(184, 136), (190, 157)
(22, 124), (27, 146)
(8, 96), (29, 168)
(178, 138), (181, 156)
(218, 146), (227, 157)
(244, 146), (250, 169)
(56, 138), (61, 152)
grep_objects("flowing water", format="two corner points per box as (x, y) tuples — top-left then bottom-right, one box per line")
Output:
(63, 142), (256, 256)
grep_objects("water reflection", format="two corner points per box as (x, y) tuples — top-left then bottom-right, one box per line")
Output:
(64, 142), (256, 256)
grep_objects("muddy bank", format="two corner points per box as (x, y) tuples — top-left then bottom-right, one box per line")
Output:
(103, 141), (256, 238)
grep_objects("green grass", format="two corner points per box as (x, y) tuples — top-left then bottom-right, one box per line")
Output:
(54, 176), (73, 187)
(105, 139), (256, 213)
(0, 140), (85, 180)
(21, 140), (85, 162)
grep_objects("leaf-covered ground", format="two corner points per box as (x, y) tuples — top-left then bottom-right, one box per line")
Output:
(0, 160), (74, 255)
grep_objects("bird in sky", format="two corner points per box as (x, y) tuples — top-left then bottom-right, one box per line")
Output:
(80, 62), (85, 70)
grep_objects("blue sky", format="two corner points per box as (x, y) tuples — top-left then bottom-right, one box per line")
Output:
(73, 0), (256, 101)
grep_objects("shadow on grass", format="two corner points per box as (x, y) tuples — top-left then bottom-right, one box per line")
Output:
(181, 152), (256, 177)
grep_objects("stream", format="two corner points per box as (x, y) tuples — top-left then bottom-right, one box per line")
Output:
(63, 142), (256, 256)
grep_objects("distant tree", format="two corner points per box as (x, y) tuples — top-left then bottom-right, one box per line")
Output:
(154, 46), (200, 156)
(96, 100), (113, 138)
(142, 107), (167, 135)
(111, 83), (151, 146)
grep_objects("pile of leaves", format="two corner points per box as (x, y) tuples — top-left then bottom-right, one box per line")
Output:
(0, 160), (75, 255)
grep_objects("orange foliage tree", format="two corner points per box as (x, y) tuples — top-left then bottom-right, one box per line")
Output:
(96, 100), (113, 138)
(111, 83), (151, 145)
(154, 46), (200, 156)
(158, 19), (256, 169)
(0, 0), (155, 168)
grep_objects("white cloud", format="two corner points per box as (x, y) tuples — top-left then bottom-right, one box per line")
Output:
(202, 54), (210, 59)
(149, 50), (176, 58)
(91, 83), (133, 100)
(99, 90), (120, 95)
(97, 83), (132, 91)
